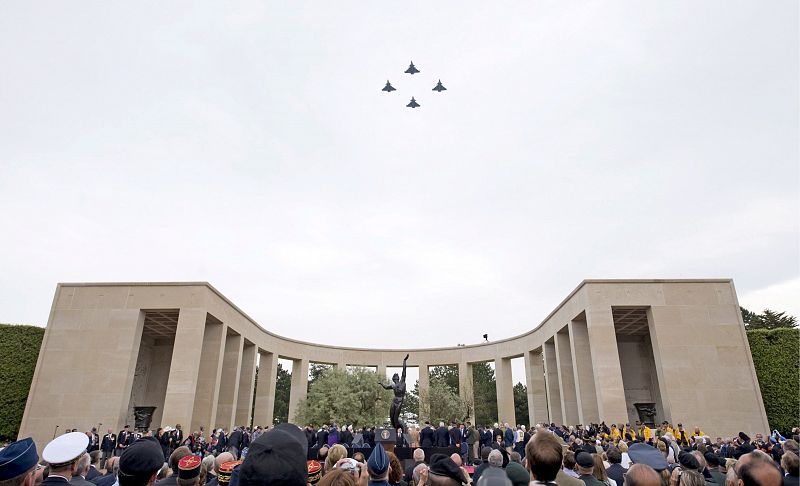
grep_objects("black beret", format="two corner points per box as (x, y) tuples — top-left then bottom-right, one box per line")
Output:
(575, 451), (595, 468)
(678, 452), (700, 471)
(119, 437), (164, 477)
(428, 454), (465, 484)
(704, 453), (720, 467)
(239, 424), (306, 486)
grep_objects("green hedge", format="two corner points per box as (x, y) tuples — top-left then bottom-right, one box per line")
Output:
(0, 324), (44, 442)
(747, 328), (800, 435)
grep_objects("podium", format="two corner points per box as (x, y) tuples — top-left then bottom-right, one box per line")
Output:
(376, 427), (396, 454)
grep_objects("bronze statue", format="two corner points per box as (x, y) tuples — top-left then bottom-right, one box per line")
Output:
(379, 354), (409, 432)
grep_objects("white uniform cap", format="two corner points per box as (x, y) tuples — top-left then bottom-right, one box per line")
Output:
(42, 432), (88, 465)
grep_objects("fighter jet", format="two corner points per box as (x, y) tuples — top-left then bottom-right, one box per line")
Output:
(432, 80), (446, 92)
(382, 80), (396, 92)
(405, 62), (420, 74)
(406, 97), (420, 108)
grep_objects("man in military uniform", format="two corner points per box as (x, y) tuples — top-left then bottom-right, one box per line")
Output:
(0, 437), (39, 486)
(42, 432), (91, 486)
(100, 429), (116, 469)
(117, 426), (132, 457)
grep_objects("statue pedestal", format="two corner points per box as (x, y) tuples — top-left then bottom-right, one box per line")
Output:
(376, 427), (396, 454)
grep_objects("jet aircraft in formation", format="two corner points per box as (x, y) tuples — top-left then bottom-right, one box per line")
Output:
(405, 61), (420, 74)
(381, 61), (446, 108)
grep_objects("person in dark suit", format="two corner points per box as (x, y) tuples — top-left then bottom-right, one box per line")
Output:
(316, 426), (329, 449)
(575, 452), (605, 486)
(605, 447), (627, 486)
(420, 422), (435, 448)
(99, 430), (116, 469)
(340, 426), (353, 447)
(69, 454), (95, 486)
(435, 422), (450, 448)
(91, 457), (117, 486)
(169, 426), (184, 455)
(448, 424), (461, 450)
(86, 429), (100, 453)
(404, 449), (425, 482)
(84, 452), (101, 481)
(116, 426), (132, 457)
(227, 428), (243, 459)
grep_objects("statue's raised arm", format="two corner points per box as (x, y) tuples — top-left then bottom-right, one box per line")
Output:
(401, 353), (409, 383)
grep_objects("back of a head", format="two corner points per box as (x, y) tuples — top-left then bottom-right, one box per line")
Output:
(592, 453), (608, 481)
(737, 453), (782, 486)
(781, 451), (799, 476)
(413, 448), (425, 462)
(316, 469), (356, 486)
(214, 453), (234, 474)
(169, 447), (191, 473)
(679, 470), (705, 486)
(77, 453), (91, 476)
(89, 450), (101, 466)
(412, 464), (428, 485)
(488, 450), (503, 468)
(481, 447), (492, 461)
(607, 447), (622, 465)
(526, 431), (562, 482)
(326, 444), (348, 471)
(477, 467), (512, 486)
(623, 464), (660, 486)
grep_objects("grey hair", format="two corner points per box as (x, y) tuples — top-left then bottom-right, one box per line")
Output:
(488, 450), (503, 467)
(412, 463), (428, 484)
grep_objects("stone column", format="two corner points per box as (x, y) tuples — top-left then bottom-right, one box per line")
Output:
(253, 350), (278, 427)
(418, 363), (430, 422)
(554, 330), (579, 424)
(335, 360), (347, 371)
(235, 341), (258, 427)
(190, 320), (226, 433)
(112, 310), (147, 429)
(215, 333), (243, 430)
(288, 358), (309, 423)
(494, 356), (516, 426)
(161, 309), (208, 427)
(458, 361), (475, 424)
(569, 319), (599, 423)
(542, 339), (562, 424)
(524, 349), (548, 426)
(585, 306), (628, 423)
(376, 364), (387, 381)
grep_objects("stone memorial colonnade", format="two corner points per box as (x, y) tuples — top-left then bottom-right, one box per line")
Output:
(19, 279), (768, 450)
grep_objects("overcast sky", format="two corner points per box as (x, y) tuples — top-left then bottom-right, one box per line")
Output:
(1, 1), (797, 365)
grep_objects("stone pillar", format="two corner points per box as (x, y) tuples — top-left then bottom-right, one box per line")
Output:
(215, 333), (243, 430)
(585, 306), (628, 423)
(458, 361), (475, 424)
(418, 363), (430, 422)
(235, 341), (257, 427)
(253, 350), (278, 427)
(288, 358), (309, 423)
(495, 357), (516, 426)
(524, 349), (548, 426)
(190, 320), (226, 433)
(569, 319), (599, 423)
(336, 360), (347, 371)
(542, 339), (562, 424)
(112, 310), (147, 429)
(376, 364), (387, 381)
(554, 329), (579, 424)
(161, 309), (208, 427)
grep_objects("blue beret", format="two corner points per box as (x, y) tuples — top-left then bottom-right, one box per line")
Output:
(0, 438), (38, 480)
(628, 443), (668, 471)
(367, 444), (389, 476)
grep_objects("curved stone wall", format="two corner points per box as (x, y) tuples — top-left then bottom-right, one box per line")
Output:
(19, 279), (768, 450)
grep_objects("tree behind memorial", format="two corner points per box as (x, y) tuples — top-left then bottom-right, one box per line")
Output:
(296, 367), (391, 426)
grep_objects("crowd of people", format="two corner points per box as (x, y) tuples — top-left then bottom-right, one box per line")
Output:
(1, 420), (797, 486)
